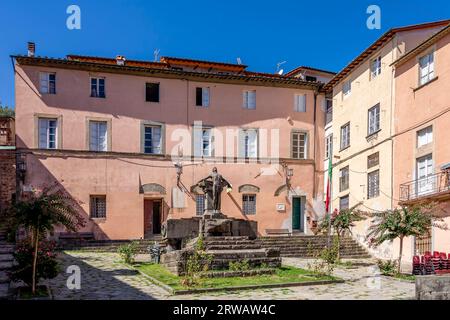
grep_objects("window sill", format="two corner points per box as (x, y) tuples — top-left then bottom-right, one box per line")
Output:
(90, 95), (106, 99)
(339, 145), (350, 152)
(366, 129), (381, 140)
(90, 217), (106, 222)
(414, 76), (438, 92)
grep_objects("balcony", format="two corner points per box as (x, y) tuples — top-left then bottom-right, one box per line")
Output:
(399, 171), (450, 204)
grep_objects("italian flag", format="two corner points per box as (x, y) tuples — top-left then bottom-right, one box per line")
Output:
(325, 157), (332, 213)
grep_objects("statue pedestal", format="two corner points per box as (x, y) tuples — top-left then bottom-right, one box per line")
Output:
(203, 210), (227, 220)
(200, 214), (232, 237)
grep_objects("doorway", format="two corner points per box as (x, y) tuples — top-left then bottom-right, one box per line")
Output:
(292, 196), (305, 233)
(144, 199), (162, 237)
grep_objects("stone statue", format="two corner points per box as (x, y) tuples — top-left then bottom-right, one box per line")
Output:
(195, 167), (232, 216)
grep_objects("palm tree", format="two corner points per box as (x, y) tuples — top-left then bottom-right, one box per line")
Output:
(9, 185), (85, 294)
(366, 204), (446, 274)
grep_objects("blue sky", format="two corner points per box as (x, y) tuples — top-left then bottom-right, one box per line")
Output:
(1, 0), (450, 107)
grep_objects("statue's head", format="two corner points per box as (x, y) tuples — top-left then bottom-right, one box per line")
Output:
(212, 167), (217, 173)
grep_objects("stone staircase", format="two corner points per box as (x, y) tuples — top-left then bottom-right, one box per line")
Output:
(0, 227), (14, 300)
(257, 235), (371, 259)
(58, 238), (164, 253)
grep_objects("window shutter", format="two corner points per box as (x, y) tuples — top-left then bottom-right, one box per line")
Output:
(249, 129), (257, 157)
(202, 88), (210, 107)
(249, 91), (256, 109)
(38, 119), (48, 148)
(153, 126), (161, 153)
(90, 122), (98, 151)
(196, 88), (202, 106)
(193, 127), (202, 157)
(98, 122), (107, 151)
(243, 91), (248, 108)
(238, 129), (245, 158)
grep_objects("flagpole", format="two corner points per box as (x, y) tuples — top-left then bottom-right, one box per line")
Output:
(326, 157), (332, 248)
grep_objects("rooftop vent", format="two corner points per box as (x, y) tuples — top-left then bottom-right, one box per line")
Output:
(116, 55), (126, 66)
(27, 42), (35, 57)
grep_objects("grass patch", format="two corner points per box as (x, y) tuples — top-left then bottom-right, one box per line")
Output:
(18, 286), (50, 299)
(391, 273), (416, 282)
(135, 263), (339, 291)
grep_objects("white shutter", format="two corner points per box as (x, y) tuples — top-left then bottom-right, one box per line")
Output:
(243, 91), (248, 108)
(153, 126), (161, 153)
(428, 53), (434, 79)
(193, 127), (202, 157)
(238, 129), (245, 158)
(98, 122), (107, 151)
(202, 88), (210, 107)
(90, 122), (99, 151)
(38, 119), (48, 148)
(249, 91), (256, 109)
(39, 73), (48, 93)
(249, 129), (258, 157)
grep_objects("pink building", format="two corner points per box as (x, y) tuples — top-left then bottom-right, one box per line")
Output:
(14, 49), (332, 240)
(393, 24), (450, 262)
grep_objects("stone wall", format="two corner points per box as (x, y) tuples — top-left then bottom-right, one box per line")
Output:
(0, 150), (16, 214)
(416, 275), (450, 300)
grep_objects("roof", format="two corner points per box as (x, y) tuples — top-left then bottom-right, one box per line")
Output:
(392, 23), (450, 67)
(13, 55), (322, 89)
(160, 56), (247, 72)
(285, 66), (337, 77)
(323, 19), (450, 92)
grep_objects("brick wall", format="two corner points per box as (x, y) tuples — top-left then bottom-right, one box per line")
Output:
(0, 150), (16, 213)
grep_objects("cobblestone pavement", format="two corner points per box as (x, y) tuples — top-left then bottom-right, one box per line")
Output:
(47, 251), (415, 300)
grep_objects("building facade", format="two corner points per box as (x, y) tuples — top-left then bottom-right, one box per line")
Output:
(14, 52), (329, 240)
(323, 20), (450, 259)
(392, 24), (450, 264)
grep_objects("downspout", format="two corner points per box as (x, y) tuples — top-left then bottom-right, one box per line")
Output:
(312, 89), (318, 198)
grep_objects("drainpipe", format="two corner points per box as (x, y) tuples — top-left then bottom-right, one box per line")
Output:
(312, 90), (318, 198)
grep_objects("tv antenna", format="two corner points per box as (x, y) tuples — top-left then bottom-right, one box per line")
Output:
(276, 61), (287, 75)
(153, 49), (160, 62)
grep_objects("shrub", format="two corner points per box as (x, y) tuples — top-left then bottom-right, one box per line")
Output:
(11, 238), (59, 287)
(182, 236), (213, 287)
(118, 241), (139, 264)
(229, 259), (250, 271)
(376, 259), (398, 276)
(307, 237), (339, 276)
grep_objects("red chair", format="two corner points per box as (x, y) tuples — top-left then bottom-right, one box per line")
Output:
(412, 256), (423, 275)
(432, 251), (441, 271)
(423, 255), (436, 275)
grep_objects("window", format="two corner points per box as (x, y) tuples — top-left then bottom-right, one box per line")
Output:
(243, 90), (256, 109)
(39, 72), (56, 94)
(368, 170), (380, 199)
(419, 51), (435, 85)
(240, 129), (258, 158)
(294, 94), (306, 112)
(417, 126), (433, 148)
(368, 103), (380, 135)
(196, 87), (210, 107)
(367, 152), (379, 169)
(89, 121), (108, 152)
(339, 195), (349, 210)
(305, 75), (317, 82)
(91, 78), (105, 98)
(342, 80), (351, 98)
(325, 134), (333, 159)
(38, 118), (58, 149)
(339, 166), (349, 192)
(90, 195), (106, 218)
(371, 56), (382, 79)
(415, 233), (432, 255)
(143, 125), (162, 154)
(292, 132), (307, 159)
(242, 194), (256, 215)
(146, 83), (160, 102)
(195, 194), (205, 216)
(340, 123), (350, 150)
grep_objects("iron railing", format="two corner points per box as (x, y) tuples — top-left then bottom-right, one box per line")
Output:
(399, 171), (450, 202)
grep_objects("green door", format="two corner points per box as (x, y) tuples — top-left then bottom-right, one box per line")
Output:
(292, 197), (304, 232)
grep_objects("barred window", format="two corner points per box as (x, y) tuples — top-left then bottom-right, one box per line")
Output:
(415, 233), (432, 255)
(195, 194), (205, 216)
(242, 194), (256, 215)
(367, 152), (379, 169)
(339, 195), (349, 210)
(368, 170), (380, 199)
(90, 195), (106, 218)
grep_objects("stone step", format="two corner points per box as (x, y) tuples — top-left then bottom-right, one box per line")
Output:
(0, 254), (13, 262)
(0, 261), (13, 271)
(0, 246), (14, 254)
(206, 250), (272, 260)
(205, 244), (262, 250)
(0, 271), (9, 284)
(0, 283), (11, 300)
(205, 236), (250, 241)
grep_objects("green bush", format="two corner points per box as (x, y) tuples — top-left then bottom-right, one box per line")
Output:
(181, 236), (213, 287)
(11, 238), (59, 287)
(118, 241), (139, 264)
(376, 259), (398, 276)
(229, 259), (250, 271)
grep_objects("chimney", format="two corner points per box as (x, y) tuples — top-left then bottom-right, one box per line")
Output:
(116, 55), (126, 66)
(27, 42), (35, 57)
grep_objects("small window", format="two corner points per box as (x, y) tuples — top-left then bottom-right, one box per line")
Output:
(196, 87), (210, 107)
(370, 56), (381, 79)
(195, 194), (205, 216)
(39, 72), (56, 94)
(342, 80), (351, 98)
(194, 127), (213, 157)
(243, 90), (256, 109)
(325, 134), (333, 159)
(242, 194), (256, 215)
(339, 166), (349, 192)
(367, 152), (379, 169)
(417, 126), (433, 148)
(91, 78), (105, 98)
(305, 75), (317, 82)
(340, 123), (350, 150)
(240, 129), (258, 158)
(292, 132), (307, 159)
(89, 121), (108, 151)
(146, 83), (160, 102)
(368, 103), (380, 135)
(90, 195), (106, 218)
(339, 195), (349, 210)
(38, 118), (58, 149)
(419, 52), (435, 85)
(294, 94), (307, 112)
(143, 125), (162, 154)
(368, 170), (380, 199)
